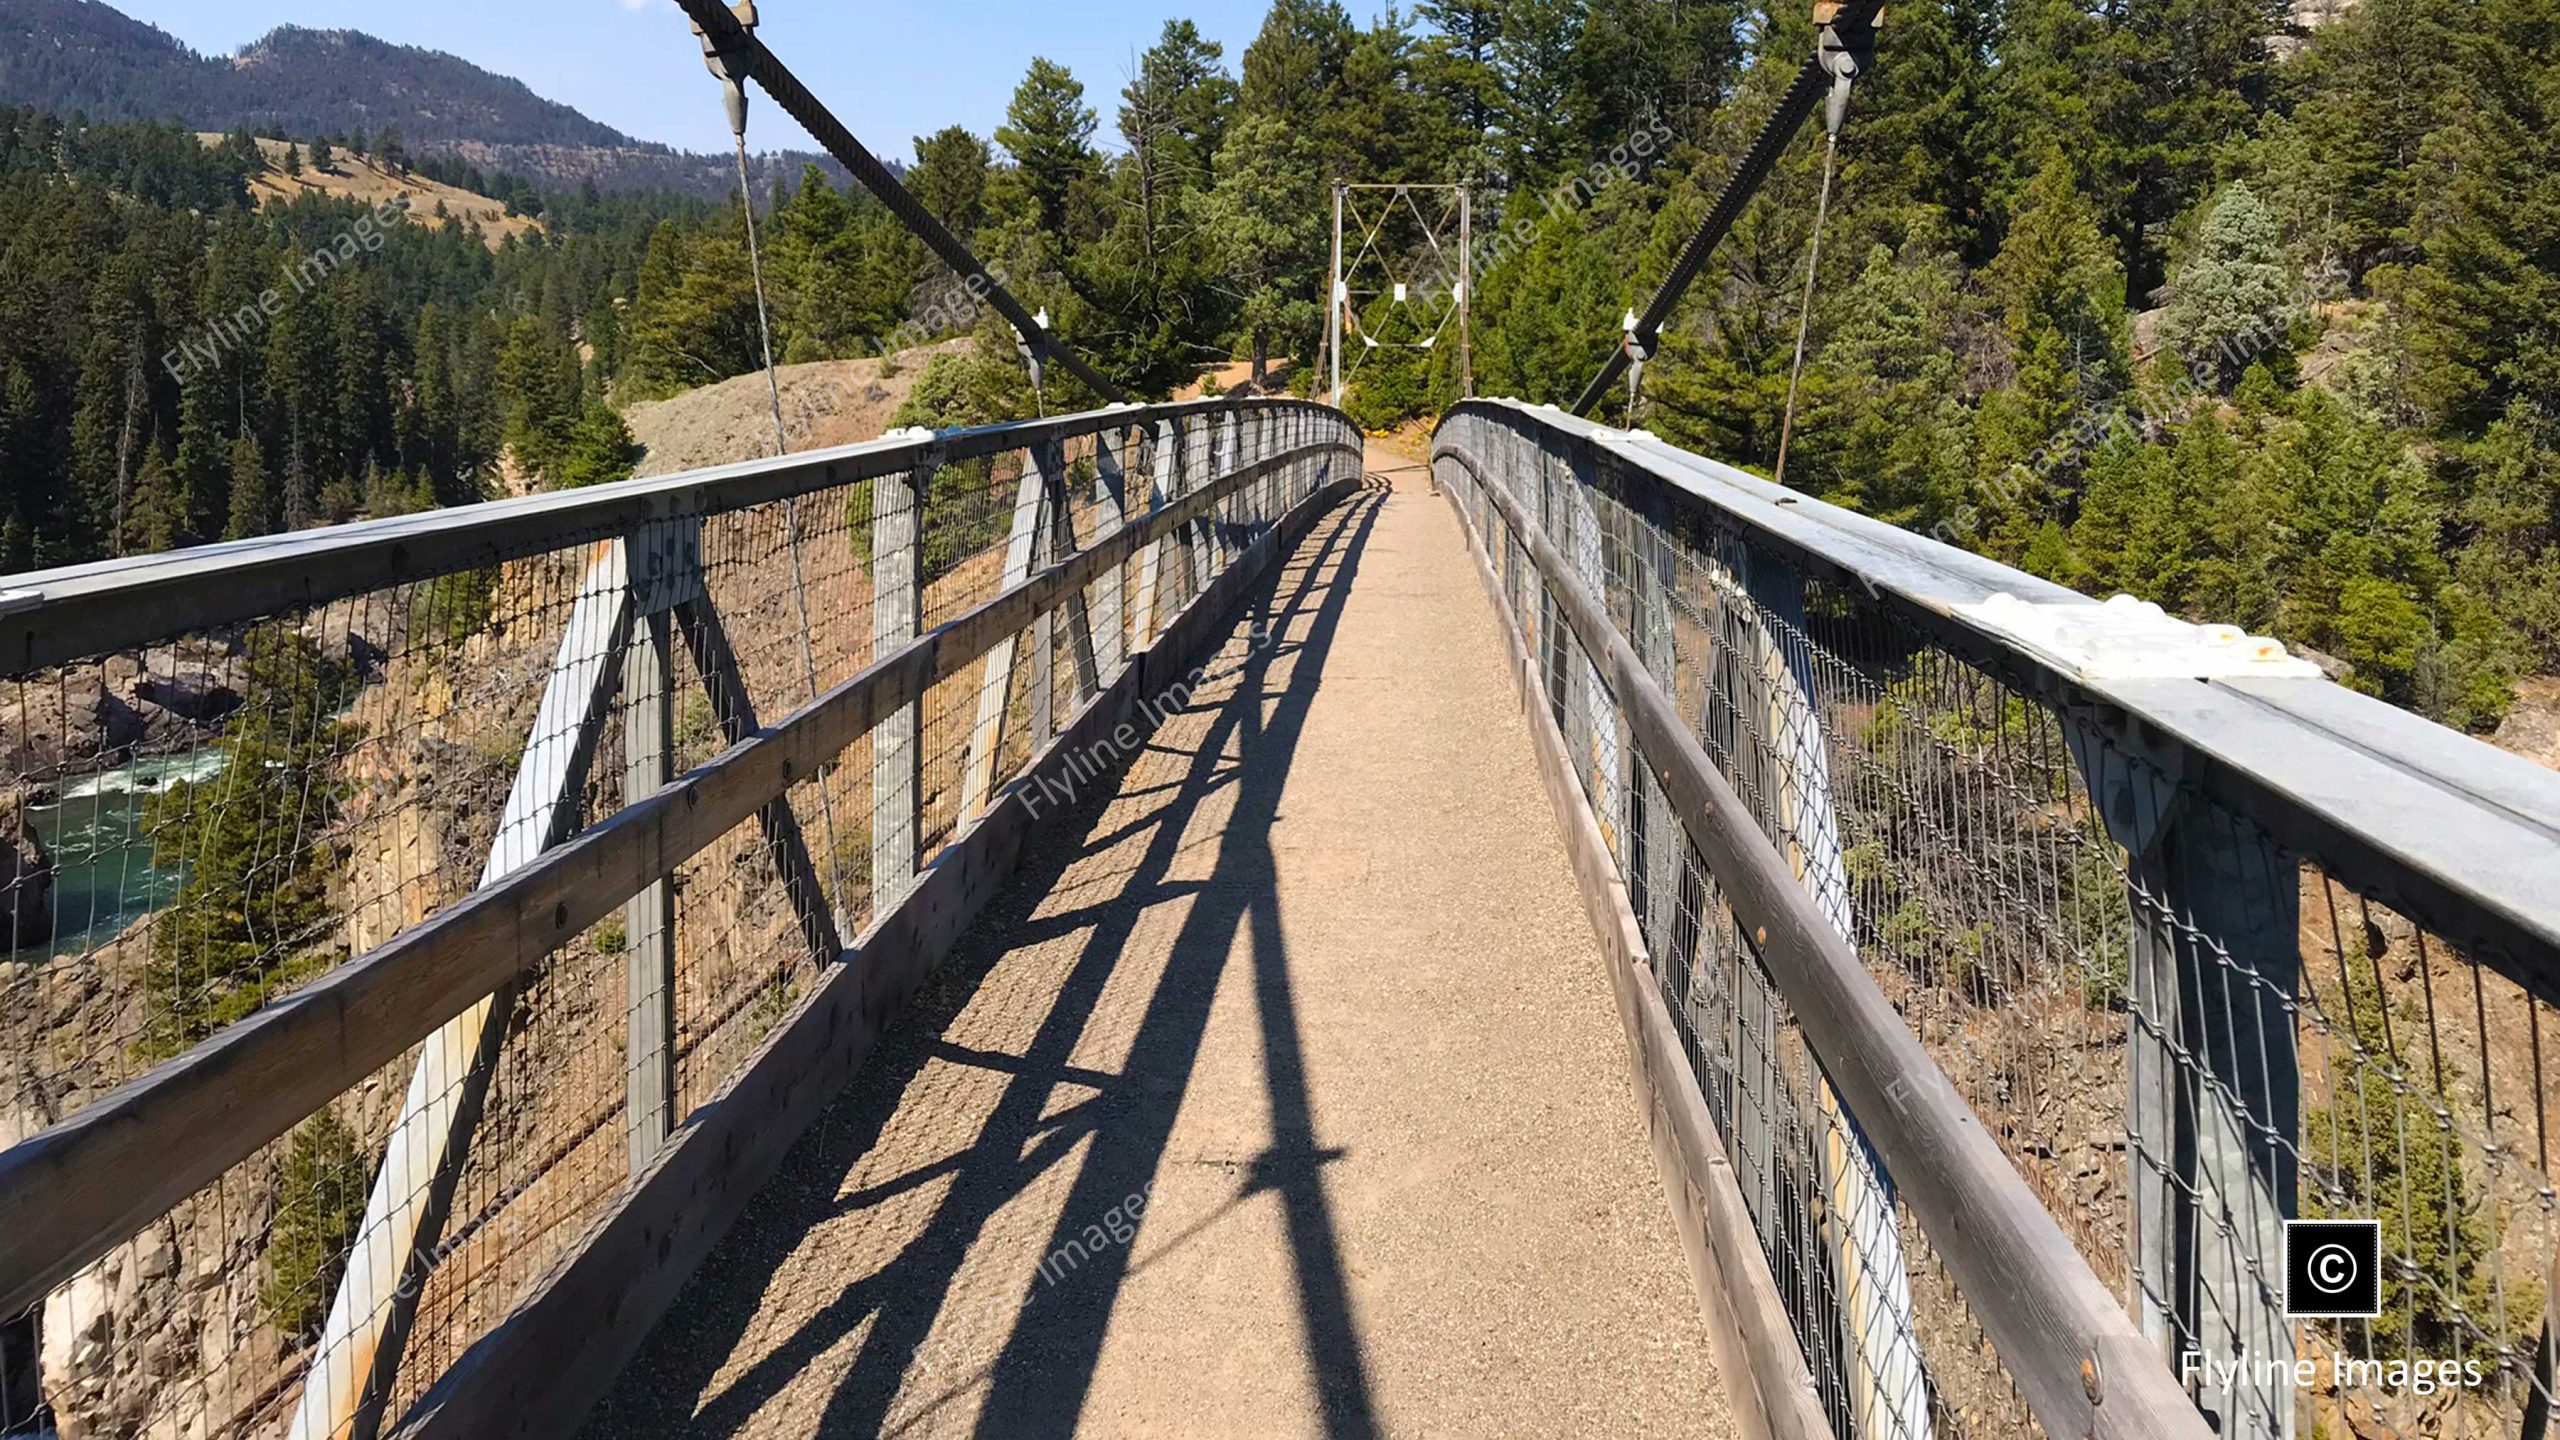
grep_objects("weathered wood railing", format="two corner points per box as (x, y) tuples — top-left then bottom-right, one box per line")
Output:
(1437, 399), (2560, 1440)
(0, 397), (1360, 1439)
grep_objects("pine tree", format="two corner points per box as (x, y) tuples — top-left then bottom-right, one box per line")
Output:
(125, 450), (182, 555)
(1986, 153), (2129, 377)
(68, 244), (161, 558)
(2119, 0), (2285, 294)
(554, 403), (640, 489)
(994, 59), (1101, 241)
(1812, 241), (1980, 528)
(262, 1106), (370, 1338)
(170, 376), (227, 546)
(622, 225), (762, 397)
(909, 126), (992, 243)
(1240, 0), (1356, 134)
(2392, 0), (2560, 438)
(2437, 409), (2560, 722)
(2278, 0), (2468, 273)
(0, 360), (49, 569)
(1832, 0), (1995, 259)
(143, 622), (353, 1050)
(1205, 113), (1328, 380)
(1970, 151), (2132, 548)
(1472, 201), (1620, 408)
(2164, 183), (2297, 388)
(327, 276), (390, 501)
(1575, 0), (1750, 160)
(1416, 0), (1504, 160)
(281, 409), (313, 531)
(1491, 0), (1591, 191)
(1123, 20), (1236, 193)
(495, 316), (581, 481)
(1085, 22), (1238, 393)
(1326, 17), (1459, 186)
(1976, 0), (2139, 275)
(409, 303), (459, 498)
(264, 285), (332, 505)
(224, 432), (271, 539)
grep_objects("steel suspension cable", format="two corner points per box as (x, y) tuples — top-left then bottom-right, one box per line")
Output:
(711, 45), (848, 931)
(733, 133), (789, 455)
(1569, 0), (1879, 419)
(678, 0), (1129, 404)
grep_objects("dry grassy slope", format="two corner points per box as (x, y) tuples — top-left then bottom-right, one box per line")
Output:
(620, 339), (972, 479)
(626, 344), (1308, 480)
(194, 134), (541, 249)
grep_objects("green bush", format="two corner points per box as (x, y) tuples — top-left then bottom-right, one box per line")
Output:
(2303, 960), (2523, 1357)
(142, 627), (353, 1055)
(263, 1107), (371, 1338)
(406, 566), (499, 650)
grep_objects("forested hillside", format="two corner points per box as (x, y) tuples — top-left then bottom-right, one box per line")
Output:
(0, 0), (2551, 732)
(853, 0), (2560, 732)
(0, 103), (964, 570)
(0, 1), (620, 148)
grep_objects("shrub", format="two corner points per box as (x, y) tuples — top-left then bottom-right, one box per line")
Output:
(2303, 957), (2521, 1357)
(406, 566), (499, 650)
(262, 1107), (371, 1337)
(142, 628), (353, 1054)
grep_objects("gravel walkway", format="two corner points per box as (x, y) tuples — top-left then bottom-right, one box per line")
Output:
(584, 442), (1732, 1439)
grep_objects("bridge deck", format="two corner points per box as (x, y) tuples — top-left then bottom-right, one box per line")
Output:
(582, 445), (1727, 1438)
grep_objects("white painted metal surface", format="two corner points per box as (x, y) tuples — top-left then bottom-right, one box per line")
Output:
(292, 543), (632, 1440)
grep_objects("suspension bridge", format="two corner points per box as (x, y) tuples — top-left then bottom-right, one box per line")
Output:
(6, 4), (2560, 1440)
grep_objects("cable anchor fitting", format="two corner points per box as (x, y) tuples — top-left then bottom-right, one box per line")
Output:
(692, 1), (760, 138)
(1813, 2), (1881, 136)
(1013, 308), (1052, 414)
(1622, 308), (1655, 424)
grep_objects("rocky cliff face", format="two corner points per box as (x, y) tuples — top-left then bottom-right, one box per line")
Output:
(16, 518), (887, 1435)
(0, 644), (241, 784)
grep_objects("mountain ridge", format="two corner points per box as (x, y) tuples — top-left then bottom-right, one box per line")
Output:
(0, 0), (850, 197)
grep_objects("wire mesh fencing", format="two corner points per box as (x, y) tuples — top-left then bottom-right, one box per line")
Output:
(1435, 400), (2560, 1440)
(0, 398), (1355, 1440)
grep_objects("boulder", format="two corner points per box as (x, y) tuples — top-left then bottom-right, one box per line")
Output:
(133, 675), (239, 727)
(0, 792), (53, 951)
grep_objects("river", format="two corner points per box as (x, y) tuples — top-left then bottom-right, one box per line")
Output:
(18, 749), (229, 959)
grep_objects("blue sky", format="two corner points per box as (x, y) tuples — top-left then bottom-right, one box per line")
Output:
(114, 1), (1280, 158)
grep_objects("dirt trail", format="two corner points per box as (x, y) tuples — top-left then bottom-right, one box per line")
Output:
(586, 438), (1729, 1437)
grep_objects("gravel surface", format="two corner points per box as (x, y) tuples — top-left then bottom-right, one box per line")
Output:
(585, 442), (1732, 1439)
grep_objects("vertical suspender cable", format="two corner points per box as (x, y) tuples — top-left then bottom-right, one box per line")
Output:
(707, 8), (847, 935)
(1771, 127), (1840, 488)
(735, 132), (789, 456)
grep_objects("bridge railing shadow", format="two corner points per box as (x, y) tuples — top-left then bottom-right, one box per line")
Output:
(583, 482), (1391, 1439)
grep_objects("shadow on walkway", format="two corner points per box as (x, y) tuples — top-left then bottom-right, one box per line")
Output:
(585, 484), (1388, 1440)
